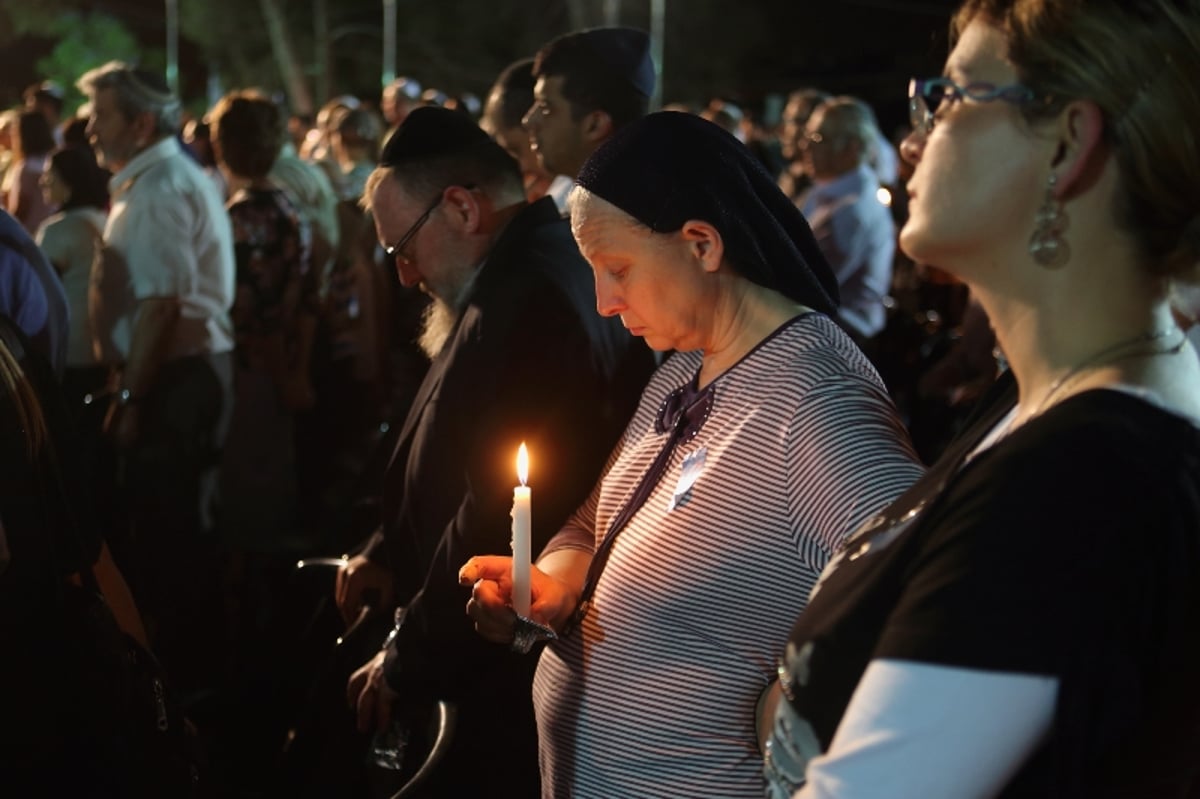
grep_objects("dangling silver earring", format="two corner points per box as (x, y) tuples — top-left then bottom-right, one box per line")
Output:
(1029, 173), (1070, 268)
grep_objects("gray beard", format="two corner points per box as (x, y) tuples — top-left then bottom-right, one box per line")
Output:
(417, 268), (478, 360)
(418, 296), (459, 360)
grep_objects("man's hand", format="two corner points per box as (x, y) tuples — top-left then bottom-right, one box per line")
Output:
(335, 555), (394, 626)
(347, 649), (397, 734)
(103, 401), (140, 450)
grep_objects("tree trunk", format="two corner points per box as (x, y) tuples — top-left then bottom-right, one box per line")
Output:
(565, 0), (588, 30)
(313, 0), (330, 108)
(603, 0), (621, 26)
(258, 0), (313, 115)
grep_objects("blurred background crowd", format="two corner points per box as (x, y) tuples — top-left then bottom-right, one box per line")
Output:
(0, 73), (991, 466)
(0, 2), (1014, 796)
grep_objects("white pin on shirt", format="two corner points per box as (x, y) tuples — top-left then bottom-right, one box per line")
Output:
(668, 447), (707, 511)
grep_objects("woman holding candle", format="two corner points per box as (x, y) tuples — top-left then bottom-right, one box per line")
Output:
(460, 110), (925, 797)
(756, 1), (1200, 797)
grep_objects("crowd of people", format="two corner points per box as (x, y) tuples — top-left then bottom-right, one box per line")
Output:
(1, 0), (1199, 796)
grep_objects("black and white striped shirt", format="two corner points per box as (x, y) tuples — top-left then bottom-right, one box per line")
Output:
(533, 313), (924, 798)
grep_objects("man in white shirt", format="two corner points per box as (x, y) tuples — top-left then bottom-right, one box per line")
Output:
(799, 97), (896, 344)
(78, 61), (235, 696)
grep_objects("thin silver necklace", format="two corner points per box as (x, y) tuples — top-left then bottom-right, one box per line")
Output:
(1033, 326), (1186, 415)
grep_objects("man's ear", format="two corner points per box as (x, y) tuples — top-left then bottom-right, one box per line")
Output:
(445, 185), (481, 232)
(1050, 99), (1107, 199)
(131, 110), (158, 148)
(582, 109), (614, 145)
(679, 219), (725, 273)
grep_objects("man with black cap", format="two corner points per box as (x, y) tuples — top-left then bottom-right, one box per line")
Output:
(340, 106), (653, 794)
(523, 26), (655, 181)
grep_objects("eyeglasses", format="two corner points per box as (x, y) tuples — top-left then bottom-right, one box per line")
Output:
(384, 193), (444, 263)
(908, 77), (1037, 137)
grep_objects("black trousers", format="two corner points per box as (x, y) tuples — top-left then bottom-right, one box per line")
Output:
(118, 351), (234, 698)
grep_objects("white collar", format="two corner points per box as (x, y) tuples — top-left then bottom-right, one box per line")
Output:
(108, 136), (181, 197)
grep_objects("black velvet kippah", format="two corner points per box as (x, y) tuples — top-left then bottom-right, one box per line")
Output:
(380, 105), (491, 166)
(578, 27), (655, 98)
(577, 111), (839, 315)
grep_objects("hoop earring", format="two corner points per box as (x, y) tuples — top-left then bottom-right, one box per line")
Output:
(1029, 173), (1070, 268)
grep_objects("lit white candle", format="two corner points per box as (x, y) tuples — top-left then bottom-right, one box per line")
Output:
(511, 442), (531, 617)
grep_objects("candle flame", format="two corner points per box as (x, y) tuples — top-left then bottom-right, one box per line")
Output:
(516, 442), (529, 486)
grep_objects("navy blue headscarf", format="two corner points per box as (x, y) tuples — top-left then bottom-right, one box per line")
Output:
(576, 111), (839, 315)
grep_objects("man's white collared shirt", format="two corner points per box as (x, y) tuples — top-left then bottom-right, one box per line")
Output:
(105, 136), (235, 357)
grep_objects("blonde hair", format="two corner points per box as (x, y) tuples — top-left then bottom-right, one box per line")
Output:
(953, 0), (1200, 280)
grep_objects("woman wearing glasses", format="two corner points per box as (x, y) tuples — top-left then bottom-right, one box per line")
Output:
(762, 1), (1200, 797)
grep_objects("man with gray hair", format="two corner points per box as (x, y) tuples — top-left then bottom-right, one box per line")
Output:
(77, 61), (235, 695)
(799, 96), (896, 344)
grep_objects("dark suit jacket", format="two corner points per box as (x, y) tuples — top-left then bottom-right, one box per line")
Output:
(373, 197), (653, 788)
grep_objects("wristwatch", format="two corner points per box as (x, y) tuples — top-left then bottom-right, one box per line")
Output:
(381, 606), (407, 650)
